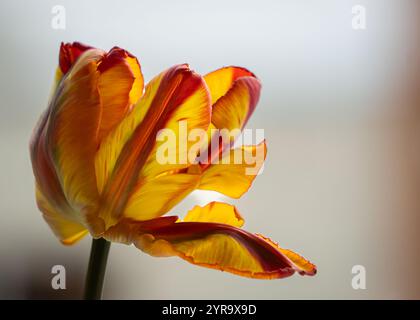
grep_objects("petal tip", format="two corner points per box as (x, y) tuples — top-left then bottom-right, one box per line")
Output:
(59, 42), (93, 74)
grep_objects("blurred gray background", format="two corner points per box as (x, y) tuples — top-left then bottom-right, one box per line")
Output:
(0, 0), (419, 299)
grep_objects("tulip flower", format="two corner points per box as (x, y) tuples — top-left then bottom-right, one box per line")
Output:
(30, 42), (316, 299)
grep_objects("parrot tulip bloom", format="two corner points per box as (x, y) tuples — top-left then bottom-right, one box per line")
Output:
(30, 42), (316, 281)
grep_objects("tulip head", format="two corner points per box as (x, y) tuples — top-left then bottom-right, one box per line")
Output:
(30, 43), (316, 279)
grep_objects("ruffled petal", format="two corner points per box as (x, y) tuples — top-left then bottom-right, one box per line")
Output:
(205, 66), (260, 131)
(183, 202), (244, 227)
(211, 75), (260, 133)
(104, 203), (316, 279)
(201, 67), (261, 166)
(204, 66), (255, 104)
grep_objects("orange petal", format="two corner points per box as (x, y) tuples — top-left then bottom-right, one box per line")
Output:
(47, 49), (104, 218)
(30, 46), (87, 211)
(96, 64), (211, 226)
(30, 102), (70, 213)
(42, 45), (143, 234)
(96, 46), (144, 141)
(198, 141), (266, 198)
(31, 44), (144, 238)
(30, 71), (92, 238)
(104, 203), (316, 279)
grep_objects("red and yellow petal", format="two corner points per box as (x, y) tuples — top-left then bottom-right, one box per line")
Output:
(42, 45), (143, 233)
(96, 64), (211, 225)
(30, 78), (93, 239)
(48, 49), (104, 216)
(59, 42), (94, 75)
(204, 66), (260, 131)
(30, 103), (72, 214)
(200, 67), (261, 166)
(211, 75), (260, 133)
(204, 66), (255, 104)
(96, 46), (144, 141)
(104, 203), (316, 279)
(199, 141), (267, 198)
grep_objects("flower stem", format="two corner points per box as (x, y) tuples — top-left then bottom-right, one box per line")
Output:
(84, 237), (111, 300)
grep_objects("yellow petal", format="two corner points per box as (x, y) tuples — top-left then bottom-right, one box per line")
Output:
(200, 67), (261, 165)
(211, 76), (260, 133)
(104, 203), (317, 279)
(36, 186), (88, 245)
(199, 141), (267, 198)
(204, 66), (255, 104)
(124, 173), (201, 221)
(184, 201), (244, 227)
(205, 66), (260, 131)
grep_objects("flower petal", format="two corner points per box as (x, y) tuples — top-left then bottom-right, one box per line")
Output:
(201, 67), (261, 166)
(96, 46), (144, 141)
(124, 173), (201, 221)
(211, 76), (261, 134)
(104, 203), (316, 279)
(204, 66), (255, 104)
(204, 66), (260, 131)
(30, 103), (72, 214)
(30, 77), (91, 241)
(96, 64), (211, 225)
(36, 186), (88, 245)
(44, 45), (143, 233)
(199, 141), (267, 198)
(59, 42), (94, 74)
(183, 202), (244, 227)
(48, 49), (104, 216)
(31, 44), (143, 238)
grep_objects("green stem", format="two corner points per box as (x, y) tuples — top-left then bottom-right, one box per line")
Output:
(84, 237), (111, 300)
